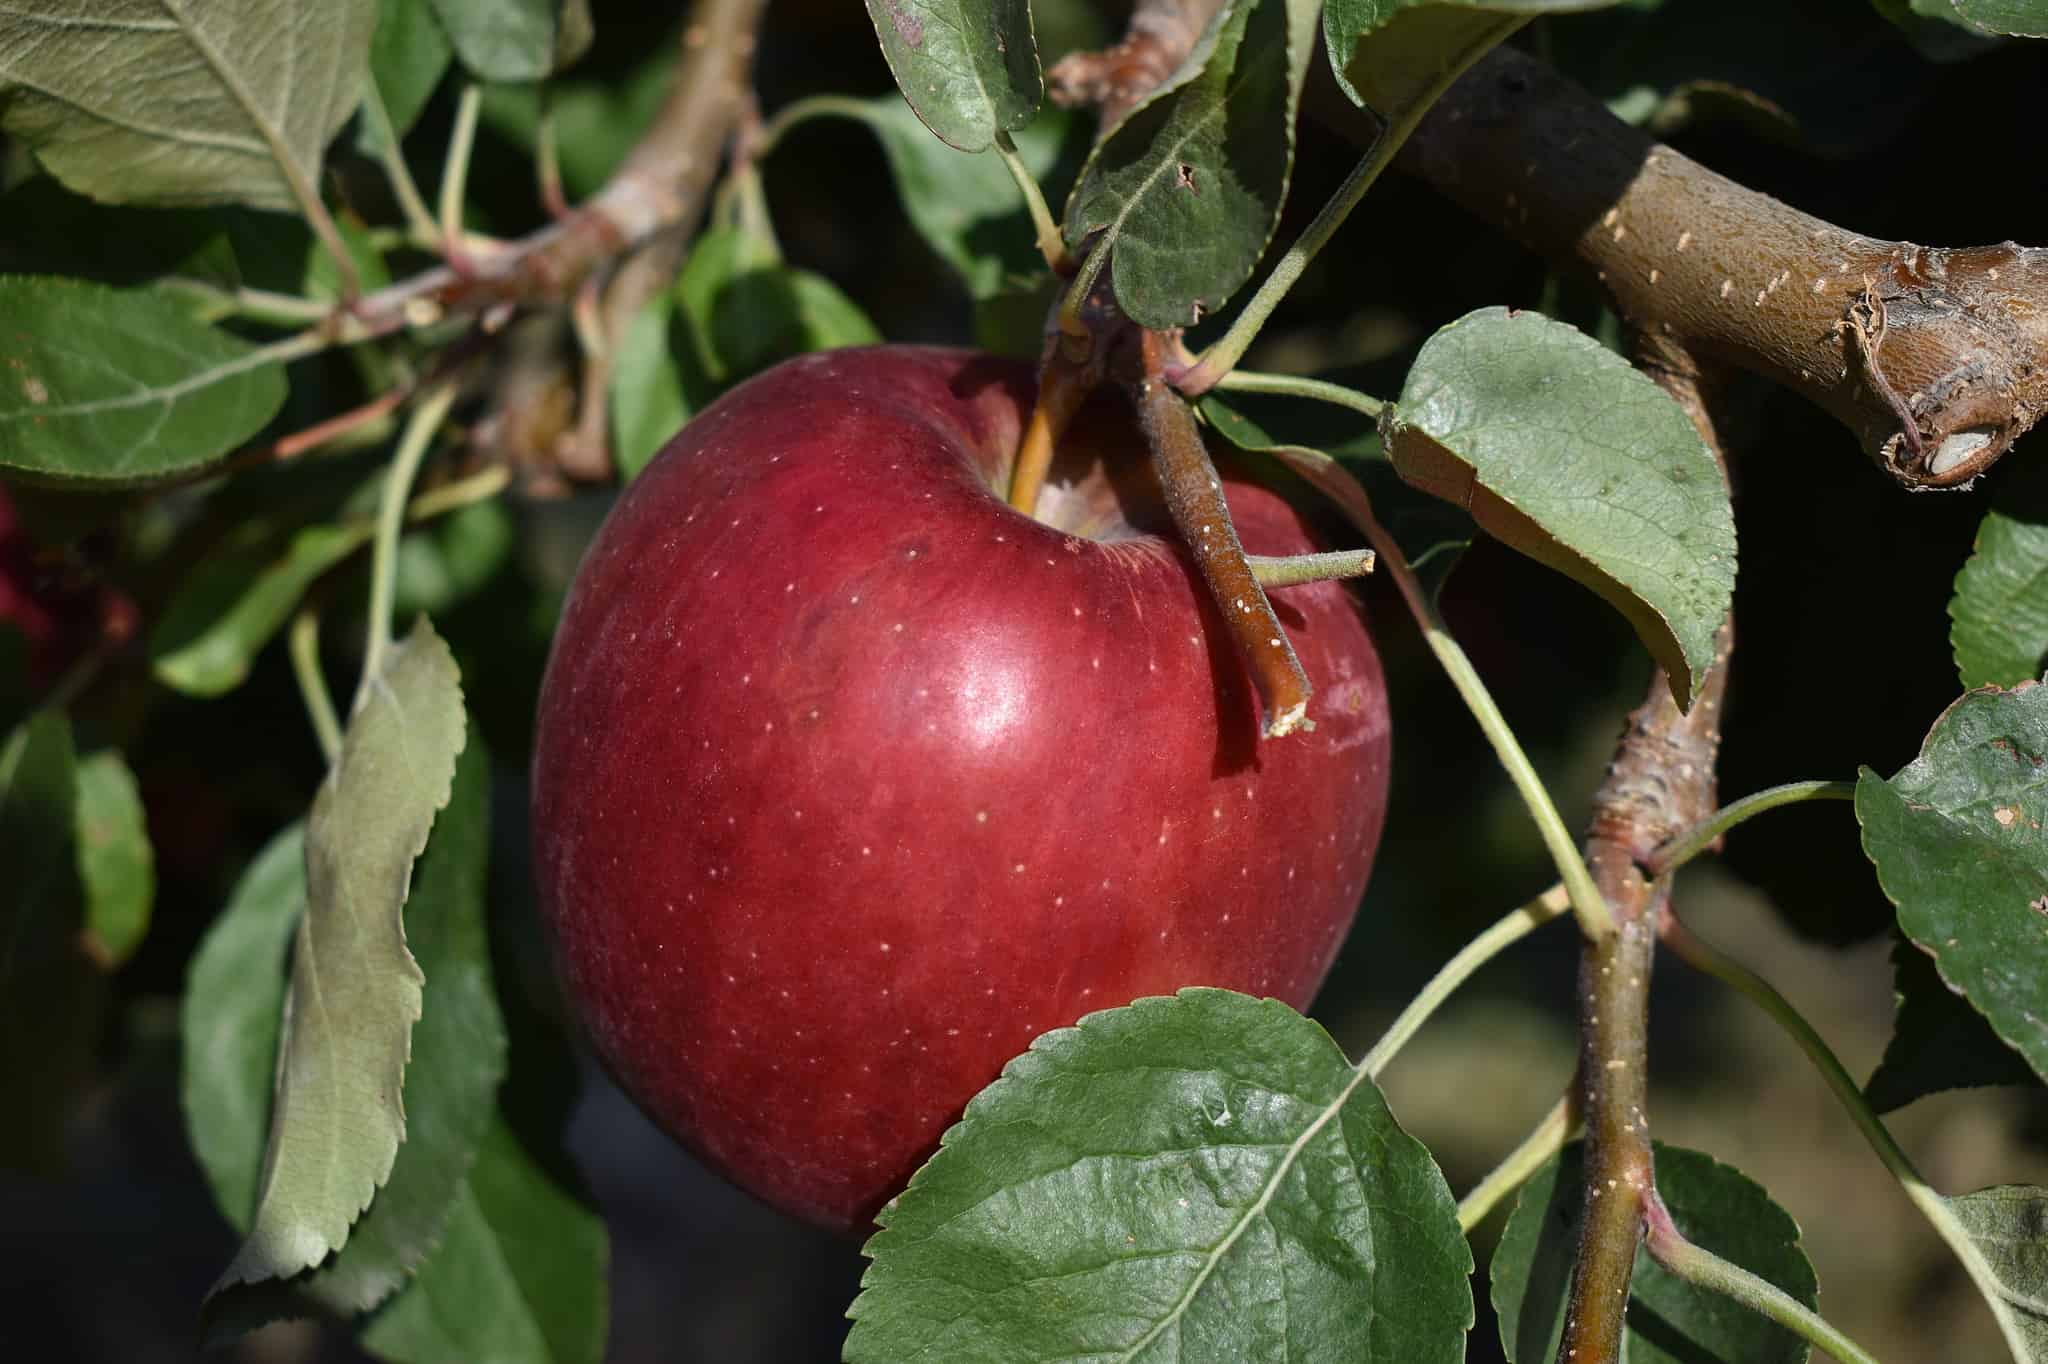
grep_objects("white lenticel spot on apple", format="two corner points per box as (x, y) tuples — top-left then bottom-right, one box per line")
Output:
(785, 582), (795, 592)
(893, 623), (904, 633)
(879, 942), (891, 953)
(1072, 606), (1081, 617)
(1092, 658), (1101, 669)
(1013, 863), (1025, 873)
(976, 810), (988, 823)
(861, 846), (872, 856)
(1213, 807), (1223, 819)
(1054, 895), (1064, 906)
(849, 594), (860, 604)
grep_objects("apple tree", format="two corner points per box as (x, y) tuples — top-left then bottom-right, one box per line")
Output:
(2, 1), (2047, 1361)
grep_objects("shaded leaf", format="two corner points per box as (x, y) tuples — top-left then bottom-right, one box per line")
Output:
(1383, 306), (1735, 707)
(1492, 1142), (1816, 1363)
(361, 1118), (609, 1364)
(0, 0), (376, 212)
(1062, 0), (1306, 329)
(361, 0), (453, 150)
(1951, 460), (2048, 689)
(609, 289), (690, 483)
(392, 500), (516, 618)
(852, 96), (1071, 299)
(1856, 683), (2048, 1093)
(73, 749), (153, 968)
(864, 0), (1042, 152)
(209, 739), (503, 1332)
(213, 619), (466, 1292)
(708, 266), (882, 382)
(1866, 935), (2040, 1112)
(0, 277), (289, 484)
(0, 708), (100, 1171)
(1870, 0), (2010, 58)
(152, 523), (369, 697)
(184, 822), (307, 1229)
(475, 40), (672, 200)
(428, 0), (591, 83)
(1946, 1186), (2048, 1357)
(1324, 1), (1622, 113)
(846, 988), (1472, 1364)
(1949, 0), (2048, 36)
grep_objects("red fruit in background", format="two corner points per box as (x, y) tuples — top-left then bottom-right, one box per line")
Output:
(0, 484), (136, 689)
(531, 347), (1392, 1232)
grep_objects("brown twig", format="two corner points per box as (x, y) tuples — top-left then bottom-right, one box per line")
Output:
(1130, 330), (1314, 738)
(1557, 352), (1734, 1364)
(1384, 47), (2046, 490)
(1046, 0), (1227, 132)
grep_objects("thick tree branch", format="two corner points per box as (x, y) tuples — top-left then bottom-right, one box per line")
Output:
(1047, 0), (1227, 131)
(1392, 48), (2046, 490)
(1559, 356), (1734, 1364)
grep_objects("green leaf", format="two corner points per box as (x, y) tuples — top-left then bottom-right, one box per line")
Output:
(213, 618), (466, 1293)
(184, 822), (307, 1229)
(1856, 683), (2048, 1094)
(151, 523), (369, 697)
(708, 267), (883, 383)
(1949, 0), (2048, 35)
(392, 500), (516, 618)
(609, 290), (690, 483)
(1951, 460), (2048, 689)
(1491, 1142), (1817, 1363)
(1866, 935), (2040, 1113)
(846, 988), (1473, 1364)
(209, 738), (503, 1331)
(1324, 1), (1623, 113)
(0, 276), (289, 485)
(1945, 1186), (2048, 1356)
(475, 40), (671, 200)
(1869, 0), (2010, 58)
(854, 96), (1071, 299)
(0, 0), (377, 212)
(865, 0), (1042, 152)
(73, 750), (153, 968)
(1063, 0), (1308, 329)
(361, 0), (453, 150)
(428, 0), (592, 83)
(361, 1118), (610, 1364)
(0, 708), (100, 1172)
(1383, 307), (1735, 707)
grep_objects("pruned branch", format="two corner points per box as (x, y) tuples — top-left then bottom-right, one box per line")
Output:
(1390, 47), (2045, 490)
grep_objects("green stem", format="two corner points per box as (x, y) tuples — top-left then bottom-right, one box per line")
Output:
(289, 608), (343, 764)
(1246, 548), (1376, 588)
(1210, 369), (1385, 420)
(1058, 232), (1113, 342)
(1457, 1091), (1575, 1232)
(357, 382), (459, 704)
(1649, 779), (1857, 875)
(1182, 17), (1528, 392)
(1363, 884), (1569, 1076)
(359, 74), (441, 250)
(754, 92), (876, 155)
(1663, 912), (2034, 1358)
(1642, 1192), (1882, 1364)
(439, 84), (484, 255)
(992, 129), (1071, 272)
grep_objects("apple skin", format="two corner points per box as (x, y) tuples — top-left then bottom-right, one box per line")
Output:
(531, 347), (1391, 1233)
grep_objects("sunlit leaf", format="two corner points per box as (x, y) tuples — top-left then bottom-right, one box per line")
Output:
(208, 740), (502, 1333)
(1383, 306), (1735, 707)
(73, 749), (153, 968)
(1491, 1142), (1817, 1363)
(847, 988), (1472, 1363)
(428, 0), (591, 83)
(1857, 683), (2048, 1093)
(865, 0), (1041, 152)
(212, 619), (466, 1293)
(0, 0), (376, 212)
(1951, 461), (2048, 689)
(1063, 0), (1306, 329)
(1948, 0), (2048, 36)
(1945, 1186), (2048, 1358)
(0, 277), (288, 484)
(609, 289), (690, 482)
(1324, 0), (1623, 113)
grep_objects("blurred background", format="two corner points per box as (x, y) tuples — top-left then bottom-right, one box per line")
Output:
(4, 0), (2046, 1359)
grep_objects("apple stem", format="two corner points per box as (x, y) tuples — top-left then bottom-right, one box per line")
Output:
(1132, 332), (1315, 739)
(1246, 548), (1375, 588)
(1007, 351), (1091, 516)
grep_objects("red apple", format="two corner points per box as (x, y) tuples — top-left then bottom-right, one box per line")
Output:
(531, 347), (1391, 1232)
